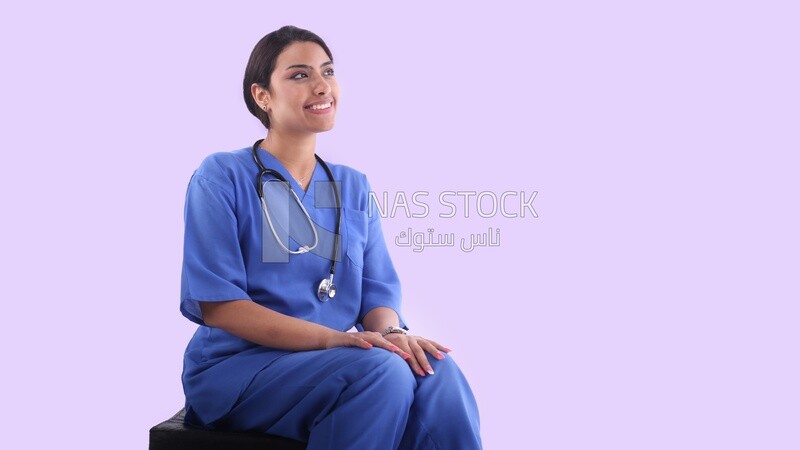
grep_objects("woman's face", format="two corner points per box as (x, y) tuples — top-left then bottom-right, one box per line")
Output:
(260, 41), (339, 134)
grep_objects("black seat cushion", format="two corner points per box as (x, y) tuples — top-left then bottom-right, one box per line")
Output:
(149, 409), (307, 450)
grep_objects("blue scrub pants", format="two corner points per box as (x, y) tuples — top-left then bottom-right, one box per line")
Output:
(187, 347), (482, 449)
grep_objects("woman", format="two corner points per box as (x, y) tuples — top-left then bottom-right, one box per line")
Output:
(180, 25), (482, 449)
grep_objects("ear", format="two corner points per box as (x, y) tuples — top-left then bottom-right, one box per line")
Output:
(251, 83), (271, 112)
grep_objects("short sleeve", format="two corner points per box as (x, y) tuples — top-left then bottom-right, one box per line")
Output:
(180, 169), (251, 326)
(356, 177), (408, 330)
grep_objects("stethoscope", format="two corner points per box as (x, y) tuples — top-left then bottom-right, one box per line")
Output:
(251, 139), (341, 302)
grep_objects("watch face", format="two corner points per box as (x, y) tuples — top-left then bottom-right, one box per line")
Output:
(381, 326), (408, 337)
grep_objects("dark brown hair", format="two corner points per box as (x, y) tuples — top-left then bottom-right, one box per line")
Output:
(243, 26), (334, 129)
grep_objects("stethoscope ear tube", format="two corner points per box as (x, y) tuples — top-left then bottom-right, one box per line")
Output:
(253, 139), (341, 302)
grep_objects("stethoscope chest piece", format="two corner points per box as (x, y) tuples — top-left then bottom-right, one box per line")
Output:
(318, 275), (336, 302)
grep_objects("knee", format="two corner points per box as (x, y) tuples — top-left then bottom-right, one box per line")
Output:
(424, 354), (475, 398)
(361, 350), (416, 401)
(362, 349), (417, 406)
(378, 350), (417, 385)
(430, 353), (461, 379)
(402, 355), (482, 449)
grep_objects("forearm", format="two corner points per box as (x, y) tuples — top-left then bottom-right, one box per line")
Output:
(200, 300), (341, 351)
(361, 306), (401, 333)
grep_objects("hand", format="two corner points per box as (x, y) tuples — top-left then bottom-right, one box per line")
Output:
(384, 333), (451, 377)
(325, 330), (412, 360)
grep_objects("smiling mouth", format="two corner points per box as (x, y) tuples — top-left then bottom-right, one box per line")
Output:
(305, 101), (333, 110)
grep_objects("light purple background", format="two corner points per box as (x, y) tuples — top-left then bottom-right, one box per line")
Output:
(2, 1), (798, 449)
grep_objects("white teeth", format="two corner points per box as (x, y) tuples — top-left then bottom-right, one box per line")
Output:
(307, 102), (332, 110)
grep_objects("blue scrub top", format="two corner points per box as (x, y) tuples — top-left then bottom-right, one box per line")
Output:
(180, 145), (406, 425)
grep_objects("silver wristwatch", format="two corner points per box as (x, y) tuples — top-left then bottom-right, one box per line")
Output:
(381, 326), (408, 337)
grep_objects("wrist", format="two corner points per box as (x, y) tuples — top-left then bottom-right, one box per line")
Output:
(362, 307), (401, 334)
(321, 329), (345, 349)
(380, 326), (408, 337)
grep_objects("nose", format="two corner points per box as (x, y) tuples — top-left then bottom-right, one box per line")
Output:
(313, 73), (331, 96)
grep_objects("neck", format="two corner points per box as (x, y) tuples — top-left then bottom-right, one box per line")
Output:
(261, 130), (317, 167)
(260, 130), (318, 191)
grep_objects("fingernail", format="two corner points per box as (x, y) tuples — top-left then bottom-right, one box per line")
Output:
(426, 367), (435, 375)
(390, 345), (401, 352)
(417, 369), (426, 376)
(436, 352), (445, 360)
(365, 343), (373, 348)
(402, 352), (412, 359)
(443, 347), (452, 352)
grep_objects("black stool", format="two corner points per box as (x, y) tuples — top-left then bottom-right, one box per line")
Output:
(149, 409), (307, 450)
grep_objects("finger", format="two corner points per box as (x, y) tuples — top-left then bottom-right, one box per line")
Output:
(426, 339), (452, 353)
(364, 334), (410, 359)
(352, 337), (373, 349)
(382, 336), (413, 360)
(418, 339), (446, 360)
(388, 337), (424, 375)
(385, 339), (413, 360)
(409, 339), (434, 376)
(404, 346), (426, 377)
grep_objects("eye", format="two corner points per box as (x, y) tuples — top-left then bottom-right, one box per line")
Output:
(324, 67), (335, 76)
(291, 72), (308, 80)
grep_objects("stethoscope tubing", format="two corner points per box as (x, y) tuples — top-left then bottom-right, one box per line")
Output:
(251, 139), (342, 298)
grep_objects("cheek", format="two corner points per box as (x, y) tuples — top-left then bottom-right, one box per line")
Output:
(271, 85), (305, 109)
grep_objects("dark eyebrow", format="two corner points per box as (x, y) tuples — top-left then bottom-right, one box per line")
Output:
(284, 61), (334, 71)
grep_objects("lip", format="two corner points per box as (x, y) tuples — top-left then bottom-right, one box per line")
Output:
(304, 98), (334, 115)
(304, 98), (334, 108)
